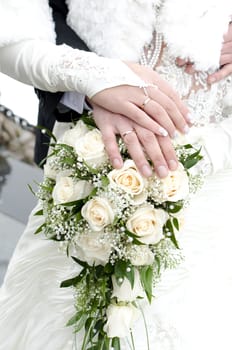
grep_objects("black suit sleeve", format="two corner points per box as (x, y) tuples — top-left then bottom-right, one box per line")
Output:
(34, 0), (89, 165)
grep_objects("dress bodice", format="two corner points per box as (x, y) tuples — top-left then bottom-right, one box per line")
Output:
(141, 32), (232, 127)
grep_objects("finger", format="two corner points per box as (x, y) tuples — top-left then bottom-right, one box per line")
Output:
(184, 63), (196, 74)
(208, 64), (232, 84)
(223, 24), (232, 42)
(221, 41), (232, 55)
(219, 53), (232, 66)
(150, 77), (191, 123)
(100, 127), (124, 169)
(146, 88), (191, 134)
(120, 102), (169, 137)
(134, 125), (169, 178)
(137, 98), (176, 137)
(156, 136), (178, 171)
(123, 133), (154, 177)
(175, 58), (188, 66)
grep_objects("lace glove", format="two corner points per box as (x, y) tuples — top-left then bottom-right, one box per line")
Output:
(189, 117), (232, 175)
(0, 40), (144, 98)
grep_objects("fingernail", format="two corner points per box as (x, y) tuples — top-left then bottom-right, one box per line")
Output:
(186, 113), (195, 124)
(142, 165), (153, 177)
(208, 77), (216, 84)
(168, 160), (178, 171)
(183, 125), (190, 134)
(157, 165), (169, 178)
(112, 158), (122, 168)
(159, 127), (168, 137)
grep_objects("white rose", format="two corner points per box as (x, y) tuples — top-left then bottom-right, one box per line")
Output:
(104, 304), (139, 338)
(160, 163), (189, 202)
(59, 120), (89, 147)
(112, 269), (144, 302)
(108, 159), (147, 204)
(74, 231), (112, 265)
(127, 245), (154, 266)
(52, 176), (93, 204)
(81, 197), (115, 231)
(126, 206), (168, 245)
(74, 129), (108, 167)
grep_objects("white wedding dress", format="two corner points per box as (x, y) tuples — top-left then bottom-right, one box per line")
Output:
(0, 1), (232, 349)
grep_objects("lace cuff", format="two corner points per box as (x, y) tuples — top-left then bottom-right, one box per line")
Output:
(49, 45), (144, 98)
(0, 40), (144, 98)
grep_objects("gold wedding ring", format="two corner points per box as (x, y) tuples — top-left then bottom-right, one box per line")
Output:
(122, 130), (135, 138)
(141, 97), (151, 110)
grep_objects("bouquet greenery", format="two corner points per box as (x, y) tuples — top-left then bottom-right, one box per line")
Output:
(35, 113), (203, 350)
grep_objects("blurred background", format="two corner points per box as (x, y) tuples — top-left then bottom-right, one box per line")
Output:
(0, 72), (43, 284)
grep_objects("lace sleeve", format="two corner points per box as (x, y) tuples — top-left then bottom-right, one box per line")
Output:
(0, 40), (144, 98)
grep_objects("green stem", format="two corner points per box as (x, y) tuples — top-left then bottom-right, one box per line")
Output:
(81, 319), (95, 350)
(130, 331), (136, 350)
(139, 305), (150, 350)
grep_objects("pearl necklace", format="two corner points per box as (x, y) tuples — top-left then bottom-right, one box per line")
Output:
(140, 0), (164, 69)
(140, 31), (163, 69)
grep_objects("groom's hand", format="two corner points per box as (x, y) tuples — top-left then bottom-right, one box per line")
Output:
(91, 62), (192, 140)
(92, 102), (178, 178)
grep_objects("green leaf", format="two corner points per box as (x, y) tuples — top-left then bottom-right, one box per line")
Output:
(37, 125), (57, 142)
(104, 263), (114, 274)
(101, 176), (110, 187)
(28, 184), (36, 196)
(140, 266), (153, 303)
(34, 223), (46, 235)
(66, 311), (83, 326)
(164, 219), (180, 249)
(154, 255), (161, 274)
(112, 337), (121, 350)
(125, 229), (145, 246)
(74, 314), (88, 333)
(165, 219), (174, 234)
(60, 199), (84, 208)
(165, 201), (183, 213)
(60, 270), (86, 288)
(71, 256), (89, 268)
(34, 209), (43, 216)
(81, 112), (97, 128)
(173, 217), (179, 231)
(114, 260), (135, 288)
(55, 143), (74, 152)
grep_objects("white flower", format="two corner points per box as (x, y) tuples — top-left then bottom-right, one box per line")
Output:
(74, 129), (108, 167)
(81, 197), (115, 231)
(108, 159), (147, 204)
(159, 163), (189, 202)
(44, 162), (73, 181)
(59, 120), (89, 147)
(127, 245), (154, 266)
(104, 304), (140, 338)
(112, 269), (144, 302)
(74, 231), (112, 265)
(126, 206), (168, 245)
(43, 162), (57, 180)
(52, 176), (93, 204)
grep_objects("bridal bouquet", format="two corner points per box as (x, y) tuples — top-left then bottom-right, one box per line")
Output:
(35, 113), (203, 350)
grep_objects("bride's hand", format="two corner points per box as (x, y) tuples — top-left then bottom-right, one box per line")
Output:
(92, 102), (178, 178)
(208, 22), (232, 84)
(90, 62), (191, 139)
